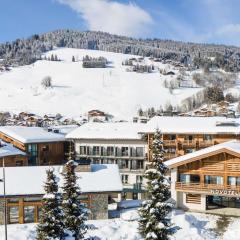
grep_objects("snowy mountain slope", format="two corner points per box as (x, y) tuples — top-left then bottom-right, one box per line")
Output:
(0, 48), (202, 119)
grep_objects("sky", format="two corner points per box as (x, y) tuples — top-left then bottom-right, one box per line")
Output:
(1, 0), (240, 46)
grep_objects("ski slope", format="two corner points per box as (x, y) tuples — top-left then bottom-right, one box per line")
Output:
(0, 48), (202, 119)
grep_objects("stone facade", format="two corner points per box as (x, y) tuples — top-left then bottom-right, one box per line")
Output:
(90, 194), (108, 220)
(0, 199), (4, 224)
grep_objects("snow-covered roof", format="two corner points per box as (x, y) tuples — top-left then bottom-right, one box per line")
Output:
(66, 122), (145, 140)
(141, 116), (240, 134)
(47, 125), (79, 136)
(0, 141), (26, 158)
(0, 164), (122, 196)
(165, 140), (240, 168)
(0, 126), (65, 144)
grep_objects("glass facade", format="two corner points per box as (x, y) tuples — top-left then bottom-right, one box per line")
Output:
(27, 144), (38, 166)
(24, 206), (35, 223)
(204, 175), (223, 185)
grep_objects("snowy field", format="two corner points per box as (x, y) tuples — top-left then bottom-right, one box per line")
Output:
(1, 209), (240, 240)
(0, 48), (202, 119)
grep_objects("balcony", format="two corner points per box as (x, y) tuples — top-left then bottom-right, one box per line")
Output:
(163, 140), (177, 147)
(182, 140), (196, 148)
(164, 153), (178, 160)
(175, 182), (240, 195)
(198, 140), (214, 148)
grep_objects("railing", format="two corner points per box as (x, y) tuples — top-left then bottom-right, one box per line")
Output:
(164, 153), (178, 160)
(163, 140), (177, 146)
(198, 140), (214, 148)
(175, 182), (240, 192)
(182, 140), (196, 147)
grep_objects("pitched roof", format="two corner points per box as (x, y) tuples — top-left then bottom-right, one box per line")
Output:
(66, 122), (145, 140)
(0, 164), (122, 196)
(0, 126), (65, 144)
(141, 116), (240, 134)
(165, 140), (240, 168)
(0, 141), (26, 158)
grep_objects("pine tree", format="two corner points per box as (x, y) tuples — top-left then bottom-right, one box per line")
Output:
(36, 168), (64, 240)
(62, 160), (88, 239)
(139, 130), (173, 240)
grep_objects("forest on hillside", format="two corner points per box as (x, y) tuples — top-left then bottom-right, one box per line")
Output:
(1, 30), (240, 72)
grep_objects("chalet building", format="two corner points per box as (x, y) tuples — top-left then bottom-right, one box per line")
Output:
(165, 140), (240, 212)
(141, 116), (240, 161)
(0, 141), (27, 166)
(0, 127), (66, 166)
(66, 122), (148, 200)
(0, 164), (122, 224)
(88, 110), (113, 122)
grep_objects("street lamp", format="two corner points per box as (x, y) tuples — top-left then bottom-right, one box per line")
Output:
(0, 157), (8, 240)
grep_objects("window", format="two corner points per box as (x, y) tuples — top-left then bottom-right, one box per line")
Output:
(24, 206), (35, 223)
(42, 145), (49, 151)
(184, 135), (194, 141)
(136, 175), (143, 184)
(179, 174), (190, 183)
(92, 146), (100, 155)
(121, 147), (129, 156)
(118, 159), (129, 169)
(9, 207), (19, 224)
(185, 149), (195, 154)
(203, 135), (213, 141)
(27, 144), (38, 166)
(122, 175), (129, 184)
(186, 194), (201, 204)
(16, 160), (23, 166)
(107, 146), (114, 156)
(136, 147), (144, 157)
(204, 175), (223, 185)
(170, 135), (176, 140)
(228, 176), (240, 186)
(80, 146), (87, 155)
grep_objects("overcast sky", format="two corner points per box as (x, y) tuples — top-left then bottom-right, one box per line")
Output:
(1, 0), (240, 46)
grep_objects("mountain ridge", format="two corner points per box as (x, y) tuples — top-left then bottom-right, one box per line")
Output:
(1, 29), (240, 72)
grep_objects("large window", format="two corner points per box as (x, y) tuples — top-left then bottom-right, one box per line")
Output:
(205, 175), (223, 185)
(228, 176), (240, 186)
(136, 147), (144, 157)
(179, 174), (200, 183)
(9, 207), (19, 224)
(203, 135), (213, 141)
(27, 144), (38, 166)
(24, 206), (35, 223)
(122, 175), (129, 184)
(92, 146), (100, 156)
(136, 175), (143, 184)
(121, 147), (129, 157)
(118, 159), (129, 169)
(80, 146), (87, 155)
(107, 146), (114, 156)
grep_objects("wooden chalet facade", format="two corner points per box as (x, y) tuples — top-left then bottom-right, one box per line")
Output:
(0, 127), (66, 166)
(166, 141), (240, 212)
(142, 117), (240, 161)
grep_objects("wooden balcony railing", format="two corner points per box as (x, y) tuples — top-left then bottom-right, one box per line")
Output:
(164, 153), (178, 160)
(163, 140), (177, 146)
(182, 140), (196, 147)
(198, 140), (214, 148)
(175, 182), (240, 194)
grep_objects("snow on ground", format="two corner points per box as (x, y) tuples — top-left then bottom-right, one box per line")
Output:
(0, 48), (202, 119)
(1, 209), (240, 240)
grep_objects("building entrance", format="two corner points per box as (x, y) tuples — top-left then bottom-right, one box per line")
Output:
(207, 195), (240, 209)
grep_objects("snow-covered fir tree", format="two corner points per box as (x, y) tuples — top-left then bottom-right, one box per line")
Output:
(36, 168), (64, 240)
(61, 160), (88, 239)
(139, 129), (173, 240)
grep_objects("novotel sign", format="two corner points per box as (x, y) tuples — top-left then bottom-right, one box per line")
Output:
(210, 189), (240, 196)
